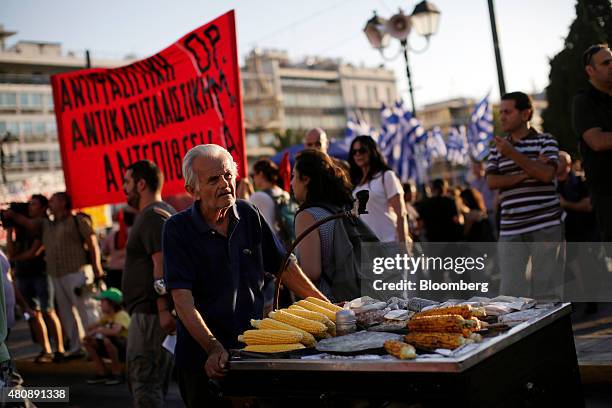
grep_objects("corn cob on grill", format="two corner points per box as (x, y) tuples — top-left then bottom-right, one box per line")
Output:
(250, 318), (317, 347)
(295, 300), (337, 322)
(269, 310), (328, 335)
(413, 304), (474, 319)
(405, 332), (467, 350)
(384, 340), (416, 360)
(284, 308), (336, 333)
(238, 330), (303, 345)
(305, 297), (344, 313)
(407, 314), (478, 333)
(243, 343), (305, 353)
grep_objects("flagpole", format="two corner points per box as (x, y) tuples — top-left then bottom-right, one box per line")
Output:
(487, 0), (506, 96)
(401, 40), (417, 117)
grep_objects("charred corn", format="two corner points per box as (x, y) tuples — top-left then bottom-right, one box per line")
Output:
(407, 314), (477, 333)
(413, 304), (473, 319)
(269, 310), (328, 335)
(285, 309), (336, 333)
(238, 330), (303, 345)
(243, 343), (305, 353)
(305, 297), (344, 313)
(250, 319), (316, 347)
(384, 340), (417, 360)
(295, 300), (337, 322)
(405, 332), (467, 350)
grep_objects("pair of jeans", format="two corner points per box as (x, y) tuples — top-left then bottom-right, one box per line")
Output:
(498, 224), (565, 300)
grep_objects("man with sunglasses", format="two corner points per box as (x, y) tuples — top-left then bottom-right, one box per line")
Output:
(572, 44), (612, 242)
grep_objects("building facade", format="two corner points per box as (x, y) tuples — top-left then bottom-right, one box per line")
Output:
(0, 25), (130, 183)
(242, 49), (398, 149)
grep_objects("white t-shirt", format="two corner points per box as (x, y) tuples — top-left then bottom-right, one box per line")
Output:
(353, 170), (403, 242)
(249, 186), (284, 228)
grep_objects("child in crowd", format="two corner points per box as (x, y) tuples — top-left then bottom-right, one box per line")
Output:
(84, 288), (130, 386)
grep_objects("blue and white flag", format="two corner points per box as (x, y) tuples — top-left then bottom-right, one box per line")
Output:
(379, 100), (426, 184)
(468, 93), (494, 161)
(343, 116), (378, 148)
(425, 126), (447, 162)
(446, 126), (469, 166)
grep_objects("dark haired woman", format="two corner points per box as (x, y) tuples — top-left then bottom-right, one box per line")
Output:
(292, 150), (355, 300)
(348, 135), (410, 244)
(249, 158), (286, 229)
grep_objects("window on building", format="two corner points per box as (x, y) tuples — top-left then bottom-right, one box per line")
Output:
(387, 87), (393, 103)
(352, 85), (358, 103)
(373, 86), (379, 103)
(34, 122), (46, 135)
(21, 122), (33, 135)
(0, 92), (17, 107)
(46, 95), (54, 109)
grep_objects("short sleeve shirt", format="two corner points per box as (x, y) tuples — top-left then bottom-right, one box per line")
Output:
(572, 84), (612, 195)
(122, 202), (176, 314)
(352, 170), (403, 242)
(99, 310), (131, 338)
(486, 129), (562, 237)
(40, 215), (94, 278)
(163, 200), (285, 371)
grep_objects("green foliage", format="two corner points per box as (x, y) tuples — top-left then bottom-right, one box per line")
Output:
(542, 0), (612, 157)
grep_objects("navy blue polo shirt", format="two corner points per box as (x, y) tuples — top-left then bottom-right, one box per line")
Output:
(162, 199), (285, 371)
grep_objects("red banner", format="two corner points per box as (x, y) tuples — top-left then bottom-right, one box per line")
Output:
(51, 10), (246, 208)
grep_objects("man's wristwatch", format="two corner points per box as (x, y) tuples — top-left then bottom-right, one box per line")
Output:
(153, 278), (167, 296)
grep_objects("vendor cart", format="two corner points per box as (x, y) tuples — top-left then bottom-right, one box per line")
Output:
(222, 303), (583, 407)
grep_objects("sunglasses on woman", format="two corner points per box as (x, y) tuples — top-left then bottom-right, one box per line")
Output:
(351, 147), (368, 155)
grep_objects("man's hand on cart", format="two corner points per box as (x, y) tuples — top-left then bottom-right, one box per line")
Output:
(205, 341), (229, 379)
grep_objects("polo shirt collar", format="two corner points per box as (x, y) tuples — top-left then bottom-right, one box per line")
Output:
(189, 200), (240, 234)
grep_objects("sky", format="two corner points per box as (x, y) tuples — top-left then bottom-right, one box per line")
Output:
(2, 0), (577, 107)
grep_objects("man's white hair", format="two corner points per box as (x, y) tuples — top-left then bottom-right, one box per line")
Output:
(182, 144), (238, 191)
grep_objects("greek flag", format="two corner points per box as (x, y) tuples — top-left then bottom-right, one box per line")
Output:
(468, 94), (494, 161)
(379, 100), (425, 183)
(344, 116), (378, 148)
(425, 126), (447, 162)
(446, 126), (469, 166)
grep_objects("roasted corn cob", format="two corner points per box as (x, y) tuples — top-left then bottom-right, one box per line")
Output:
(305, 297), (344, 313)
(284, 308), (336, 333)
(288, 305), (307, 311)
(250, 319), (316, 347)
(405, 332), (467, 350)
(243, 343), (305, 353)
(238, 330), (303, 345)
(269, 310), (328, 335)
(413, 304), (473, 319)
(407, 314), (477, 333)
(384, 340), (416, 360)
(295, 300), (337, 322)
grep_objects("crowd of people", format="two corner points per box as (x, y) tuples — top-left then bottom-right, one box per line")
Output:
(0, 43), (609, 407)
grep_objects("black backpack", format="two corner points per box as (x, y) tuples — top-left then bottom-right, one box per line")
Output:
(297, 203), (380, 302)
(263, 189), (298, 249)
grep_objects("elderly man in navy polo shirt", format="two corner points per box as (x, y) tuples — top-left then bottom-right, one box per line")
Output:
(163, 144), (328, 408)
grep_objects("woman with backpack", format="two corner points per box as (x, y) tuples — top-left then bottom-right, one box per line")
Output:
(348, 135), (410, 246)
(292, 150), (368, 302)
(249, 158), (295, 249)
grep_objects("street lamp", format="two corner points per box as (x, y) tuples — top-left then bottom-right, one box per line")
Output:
(364, 1), (441, 116)
(0, 131), (19, 183)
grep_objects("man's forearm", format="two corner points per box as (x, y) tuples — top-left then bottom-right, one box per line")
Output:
(508, 150), (555, 182)
(487, 173), (527, 190)
(583, 129), (612, 152)
(172, 289), (220, 353)
(282, 261), (329, 301)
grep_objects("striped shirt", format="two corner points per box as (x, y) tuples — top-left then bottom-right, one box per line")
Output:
(486, 129), (562, 237)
